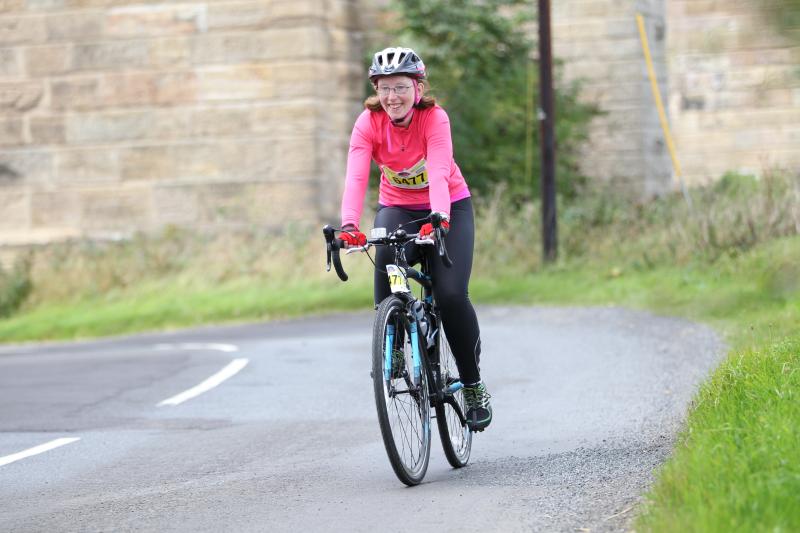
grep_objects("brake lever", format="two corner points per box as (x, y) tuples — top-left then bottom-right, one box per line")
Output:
(345, 244), (372, 254)
(322, 225), (349, 281)
(435, 227), (453, 268)
(326, 246), (332, 272)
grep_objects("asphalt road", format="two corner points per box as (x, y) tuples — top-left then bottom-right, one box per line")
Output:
(0, 306), (723, 532)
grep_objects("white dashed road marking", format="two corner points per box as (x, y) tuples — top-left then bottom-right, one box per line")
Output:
(153, 343), (239, 353)
(0, 438), (81, 468)
(157, 358), (250, 407)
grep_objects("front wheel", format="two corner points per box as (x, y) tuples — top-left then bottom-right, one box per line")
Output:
(372, 296), (431, 486)
(434, 324), (472, 468)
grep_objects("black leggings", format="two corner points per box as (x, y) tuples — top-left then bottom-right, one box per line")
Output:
(373, 197), (482, 385)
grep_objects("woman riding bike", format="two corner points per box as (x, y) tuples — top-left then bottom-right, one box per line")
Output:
(338, 46), (492, 431)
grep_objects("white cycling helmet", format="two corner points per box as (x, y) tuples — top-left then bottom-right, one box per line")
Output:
(368, 47), (426, 81)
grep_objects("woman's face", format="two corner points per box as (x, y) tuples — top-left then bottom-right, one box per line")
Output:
(375, 75), (422, 125)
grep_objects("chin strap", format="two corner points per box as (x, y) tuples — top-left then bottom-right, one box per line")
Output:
(392, 108), (414, 125)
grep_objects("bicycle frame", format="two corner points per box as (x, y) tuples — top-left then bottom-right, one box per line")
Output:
(323, 219), (467, 423)
(381, 239), (467, 425)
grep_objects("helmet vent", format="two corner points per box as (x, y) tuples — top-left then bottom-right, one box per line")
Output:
(369, 47), (426, 81)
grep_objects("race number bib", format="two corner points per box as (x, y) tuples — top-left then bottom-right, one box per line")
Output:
(382, 159), (428, 190)
(386, 264), (410, 294)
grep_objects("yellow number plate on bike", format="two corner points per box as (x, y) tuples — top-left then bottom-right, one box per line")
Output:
(386, 264), (410, 294)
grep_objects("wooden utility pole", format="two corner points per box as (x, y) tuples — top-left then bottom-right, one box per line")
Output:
(538, 0), (557, 262)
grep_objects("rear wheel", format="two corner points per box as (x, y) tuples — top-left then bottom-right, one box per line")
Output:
(372, 296), (431, 486)
(434, 324), (471, 468)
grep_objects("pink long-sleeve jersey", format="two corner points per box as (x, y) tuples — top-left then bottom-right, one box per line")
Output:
(340, 105), (470, 228)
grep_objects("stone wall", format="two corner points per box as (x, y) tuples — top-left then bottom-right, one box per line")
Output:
(0, 0), (366, 246)
(668, 0), (800, 183)
(553, 0), (799, 191)
(1, 1), (797, 247)
(553, 0), (672, 197)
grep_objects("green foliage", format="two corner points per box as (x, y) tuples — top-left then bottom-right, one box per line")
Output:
(713, 171), (759, 196)
(0, 256), (32, 319)
(391, 0), (600, 201)
(758, 0), (800, 45)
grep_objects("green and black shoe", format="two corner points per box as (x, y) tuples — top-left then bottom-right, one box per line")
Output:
(463, 381), (492, 432)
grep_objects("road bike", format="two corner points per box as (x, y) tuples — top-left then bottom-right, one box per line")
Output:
(323, 214), (472, 485)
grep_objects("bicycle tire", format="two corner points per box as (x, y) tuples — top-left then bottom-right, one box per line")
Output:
(372, 295), (431, 486)
(434, 324), (472, 468)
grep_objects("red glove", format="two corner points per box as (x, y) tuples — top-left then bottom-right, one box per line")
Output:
(419, 219), (450, 240)
(338, 225), (366, 248)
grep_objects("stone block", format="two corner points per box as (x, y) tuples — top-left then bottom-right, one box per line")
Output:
(250, 102), (316, 137)
(120, 140), (279, 183)
(45, 11), (104, 42)
(149, 36), (192, 68)
(73, 40), (151, 72)
(0, 188), (28, 229)
(185, 180), (317, 225)
(271, 137), (317, 175)
(153, 71), (198, 105)
(50, 76), (101, 110)
(25, 0), (66, 9)
(106, 4), (208, 38)
(177, 182), (246, 225)
(190, 27), (330, 66)
(196, 65), (275, 101)
(188, 106), (252, 138)
(0, 14), (46, 45)
(269, 0), (358, 30)
(230, 140), (279, 181)
(247, 181), (317, 221)
(552, 20), (607, 42)
(78, 186), (152, 231)
(64, 108), (208, 143)
(0, 117), (24, 146)
(100, 71), (157, 107)
(263, 26), (327, 59)
(30, 188), (81, 228)
(151, 183), (200, 225)
(267, 60), (327, 98)
(0, 0), (25, 12)
(0, 149), (52, 184)
(326, 0), (360, 30)
(0, 81), (43, 112)
(29, 115), (65, 144)
(64, 110), (153, 144)
(605, 17), (647, 40)
(118, 145), (171, 182)
(0, 47), (21, 78)
(271, 0), (321, 20)
(189, 32), (263, 65)
(206, 1), (271, 31)
(564, 59), (647, 86)
(55, 148), (119, 183)
(24, 44), (72, 76)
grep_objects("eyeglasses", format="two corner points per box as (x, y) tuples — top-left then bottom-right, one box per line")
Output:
(376, 85), (412, 96)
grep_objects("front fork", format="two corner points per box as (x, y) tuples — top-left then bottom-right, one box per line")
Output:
(384, 321), (423, 384)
